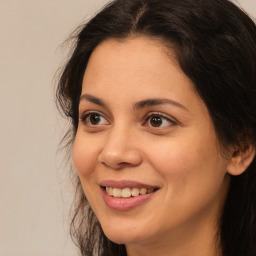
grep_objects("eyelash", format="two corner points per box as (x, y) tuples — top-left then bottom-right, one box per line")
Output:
(79, 111), (177, 128)
(144, 112), (177, 128)
(80, 111), (109, 126)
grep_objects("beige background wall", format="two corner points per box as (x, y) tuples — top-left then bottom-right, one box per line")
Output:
(0, 1), (255, 256)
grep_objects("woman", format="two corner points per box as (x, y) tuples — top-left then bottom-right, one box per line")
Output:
(56, 0), (256, 255)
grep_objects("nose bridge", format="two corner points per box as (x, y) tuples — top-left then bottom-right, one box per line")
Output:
(98, 123), (142, 169)
(107, 122), (130, 147)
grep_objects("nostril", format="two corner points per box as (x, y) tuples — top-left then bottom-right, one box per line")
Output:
(97, 133), (143, 168)
(100, 161), (123, 170)
(98, 149), (143, 169)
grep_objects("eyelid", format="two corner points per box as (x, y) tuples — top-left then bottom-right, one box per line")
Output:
(80, 110), (105, 120)
(144, 112), (178, 124)
(79, 110), (110, 126)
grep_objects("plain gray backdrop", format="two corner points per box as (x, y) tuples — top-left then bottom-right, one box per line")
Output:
(0, 0), (255, 255)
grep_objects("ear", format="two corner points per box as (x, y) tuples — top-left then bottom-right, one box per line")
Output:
(227, 143), (256, 176)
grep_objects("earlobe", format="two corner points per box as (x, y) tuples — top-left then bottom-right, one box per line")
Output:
(227, 143), (256, 176)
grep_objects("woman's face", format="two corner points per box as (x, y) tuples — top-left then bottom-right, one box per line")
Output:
(72, 37), (232, 249)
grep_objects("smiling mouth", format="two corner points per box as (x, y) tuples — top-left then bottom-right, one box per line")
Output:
(102, 186), (159, 198)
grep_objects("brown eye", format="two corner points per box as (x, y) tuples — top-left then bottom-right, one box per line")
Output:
(80, 112), (109, 126)
(150, 116), (163, 127)
(89, 113), (102, 125)
(145, 114), (175, 128)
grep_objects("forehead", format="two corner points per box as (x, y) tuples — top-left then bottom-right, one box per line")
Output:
(81, 37), (195, 99)
(84, 37), (173, 79)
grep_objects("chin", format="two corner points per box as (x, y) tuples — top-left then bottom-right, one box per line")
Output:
(100, 223), (146, 245)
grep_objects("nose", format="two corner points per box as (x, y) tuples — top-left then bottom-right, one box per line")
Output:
(98, 126), (143, 170)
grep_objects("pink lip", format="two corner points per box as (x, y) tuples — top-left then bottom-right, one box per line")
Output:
(101, 189), (156, 211)
(99, 180), (159, 211)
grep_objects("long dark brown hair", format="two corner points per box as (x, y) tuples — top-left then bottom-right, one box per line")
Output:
(56, 0), (256, 255)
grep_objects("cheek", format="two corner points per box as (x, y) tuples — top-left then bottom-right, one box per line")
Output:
(72, 133), (99, 178)
(147, 135), (227, 194)
(146, 138), (229, 228)
(146, 138), (200, 175)
(72, 133), (103, 210)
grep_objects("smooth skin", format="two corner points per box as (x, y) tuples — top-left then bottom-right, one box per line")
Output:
(72, 37), (255, 256)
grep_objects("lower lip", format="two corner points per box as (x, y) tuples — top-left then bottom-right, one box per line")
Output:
(102, 189), (155, 211)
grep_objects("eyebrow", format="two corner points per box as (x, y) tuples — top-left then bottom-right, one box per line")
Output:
(134, 98), (188, 111)
(80, 94), (188, 111)
(80, 94), (106, 107)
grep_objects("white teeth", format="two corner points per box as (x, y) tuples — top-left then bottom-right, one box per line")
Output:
(105, 187), (156, 198)
(139, 188), (147, 195)
(112, 188), (122, 198)
(106, 187), (113, 196)
(131, 188), (140, 196)
(121, 188), (132, 198)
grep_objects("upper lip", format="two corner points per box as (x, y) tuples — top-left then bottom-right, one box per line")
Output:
(99, 180), (160, 189)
